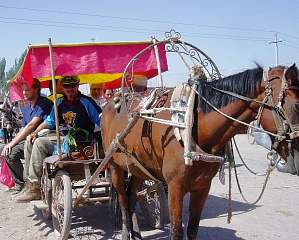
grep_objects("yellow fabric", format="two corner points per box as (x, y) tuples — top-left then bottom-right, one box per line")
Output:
(47, 94), (63, 102)
(37, 73), (147, 84)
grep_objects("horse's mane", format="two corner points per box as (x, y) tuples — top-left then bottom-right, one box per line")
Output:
(197, 67), (264, 112)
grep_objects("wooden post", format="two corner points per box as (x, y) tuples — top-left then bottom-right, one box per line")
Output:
(152, 37), (164, 88)
(48, 38), (62, 159)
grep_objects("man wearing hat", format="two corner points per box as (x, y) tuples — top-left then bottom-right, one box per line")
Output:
(14, 76), (102, 202)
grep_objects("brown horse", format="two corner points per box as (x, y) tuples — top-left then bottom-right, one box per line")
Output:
(101, 64), (299, 240)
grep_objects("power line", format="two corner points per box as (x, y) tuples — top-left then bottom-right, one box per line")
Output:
(0, 19), (154, 34)
(0, 4), (277, 34)
(0, 16), (163, 33)
(279, 31), (299, 41)
(0, 16), (272, 43)
(282, 43), (299, 51)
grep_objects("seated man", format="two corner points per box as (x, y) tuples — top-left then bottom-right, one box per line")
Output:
(0, 79), (52, 193)
(15, 76), (102, 202)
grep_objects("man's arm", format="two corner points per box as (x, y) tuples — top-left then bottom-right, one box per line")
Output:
(1, 117), (42, 156)
(26, 121), (50, 144)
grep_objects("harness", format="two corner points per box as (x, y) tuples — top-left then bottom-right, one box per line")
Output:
(197, 68), (299, 154)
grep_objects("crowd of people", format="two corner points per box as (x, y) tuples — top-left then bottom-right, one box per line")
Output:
(0, 76), (112, 202)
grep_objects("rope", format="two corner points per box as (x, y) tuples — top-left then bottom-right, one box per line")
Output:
(232, 156), (280, 205)
(224, 141), (234, 223)
(227, 146), (233, 224)
(192, 88), (286, 140)
(206, 85), (274, 109)
(232, 137), (262, 176)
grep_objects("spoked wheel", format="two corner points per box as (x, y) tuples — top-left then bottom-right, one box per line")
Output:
(138, 180), (168, 229)
(41, 163), (52, 220)
(51, 170), (72, 240)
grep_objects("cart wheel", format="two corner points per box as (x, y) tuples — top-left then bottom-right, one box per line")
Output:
(138, 180), (168, 229)
(51, 170), (72, 240)
(41, 163), (52, 220)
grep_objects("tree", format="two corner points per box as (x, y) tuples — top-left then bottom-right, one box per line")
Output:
(5, 51), (26, 82)
(0, 51), (26, 99)
(0, 58), (6, 100)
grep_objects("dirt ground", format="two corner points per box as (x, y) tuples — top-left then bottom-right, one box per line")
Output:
(0, 135), (298, 240)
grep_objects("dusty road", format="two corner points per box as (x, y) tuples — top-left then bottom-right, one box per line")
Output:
(0, 134), (298, 239)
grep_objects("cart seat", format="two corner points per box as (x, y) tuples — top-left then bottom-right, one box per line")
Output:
(44, 154), (68, 164)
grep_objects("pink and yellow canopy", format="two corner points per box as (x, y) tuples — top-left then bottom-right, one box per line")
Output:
(9, 41), (168, 101)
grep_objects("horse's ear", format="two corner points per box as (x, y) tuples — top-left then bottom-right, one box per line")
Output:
(285, 63), (299, 86)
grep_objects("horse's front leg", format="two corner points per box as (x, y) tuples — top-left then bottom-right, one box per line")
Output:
(127, 176), (143, 240)
(168, 180), (185, 240)
(187, 184), (211, 240)
(110, 163), (131, 240)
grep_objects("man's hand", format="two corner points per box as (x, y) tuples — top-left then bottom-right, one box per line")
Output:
(26, 132), (38, 144)
(1, 143), (13, 156)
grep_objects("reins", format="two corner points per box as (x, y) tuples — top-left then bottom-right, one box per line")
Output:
(193, 87), (286, 140)
(192, 68), (298, 214)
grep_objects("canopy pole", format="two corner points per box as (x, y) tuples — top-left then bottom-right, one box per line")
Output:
(48, 38), (62, 159)
(152, 37), (164, 88)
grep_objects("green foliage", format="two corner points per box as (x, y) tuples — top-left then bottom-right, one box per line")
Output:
(65, 126), (89, 152)
(0, 58), (6, 100)
(5, 51), (26, 82)
(0, 58), (6, 81)
(0, 51), (26, 97)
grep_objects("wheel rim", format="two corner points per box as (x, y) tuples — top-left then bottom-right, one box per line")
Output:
(51, 172), (72, 239)
(144, 190), (161, 227)
(140, 180), (165, 229)
(52, 176), (66, 233)
(41, 166), (52, 219)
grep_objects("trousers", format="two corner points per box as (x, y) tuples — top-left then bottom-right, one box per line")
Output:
(25, 137), (54, 183)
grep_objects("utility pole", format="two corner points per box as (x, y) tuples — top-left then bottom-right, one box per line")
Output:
(269, 32), (283, 66)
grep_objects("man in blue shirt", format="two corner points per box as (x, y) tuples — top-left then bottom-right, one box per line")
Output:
(15, 76), (101, 202)
(0, 79), (52, 193)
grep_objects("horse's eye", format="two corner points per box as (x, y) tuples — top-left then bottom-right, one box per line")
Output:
(292, 103), (299, 113)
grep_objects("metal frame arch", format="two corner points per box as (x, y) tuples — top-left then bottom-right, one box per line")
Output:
(121, 30), (222, 94)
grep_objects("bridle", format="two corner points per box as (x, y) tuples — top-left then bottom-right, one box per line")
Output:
(197, 67), (299, 152)
(256, 68), (299, 150)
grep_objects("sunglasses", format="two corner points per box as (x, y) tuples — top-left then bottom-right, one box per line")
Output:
(62, 83), (78, 89)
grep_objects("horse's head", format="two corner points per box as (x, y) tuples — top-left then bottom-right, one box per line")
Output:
(259, 64), (299, 174)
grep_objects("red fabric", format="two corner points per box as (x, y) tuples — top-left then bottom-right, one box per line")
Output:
(10, 42), (168, 101)
(0, 157), (15, 188)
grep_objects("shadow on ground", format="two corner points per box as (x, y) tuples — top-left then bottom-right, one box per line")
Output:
(28, 192), (256, 239)
(202, 194), (258, 220)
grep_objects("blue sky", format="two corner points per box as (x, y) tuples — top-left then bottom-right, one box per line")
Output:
(1, 0), (299, 85)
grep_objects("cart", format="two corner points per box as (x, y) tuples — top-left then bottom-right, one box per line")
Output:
(9, 38), (169, 239)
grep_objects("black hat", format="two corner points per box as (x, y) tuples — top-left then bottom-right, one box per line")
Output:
(61, 76), (79, 86)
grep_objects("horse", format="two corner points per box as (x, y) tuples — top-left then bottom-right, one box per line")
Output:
(101, 64), (299, 240)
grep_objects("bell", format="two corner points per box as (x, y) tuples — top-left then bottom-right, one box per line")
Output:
(114, 102), (121, 110)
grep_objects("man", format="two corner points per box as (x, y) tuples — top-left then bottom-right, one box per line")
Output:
(0, 79), (52, 193)
(15, 76), (102, 202)
(90, 83), (105, 108)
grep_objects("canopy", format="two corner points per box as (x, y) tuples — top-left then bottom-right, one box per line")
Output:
(9, 41), (168, 102)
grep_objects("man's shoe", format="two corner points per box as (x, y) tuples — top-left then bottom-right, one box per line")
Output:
(14, 182), (41, 203)
(6, 184), (24, 194)
(12, 182), (30, 199)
